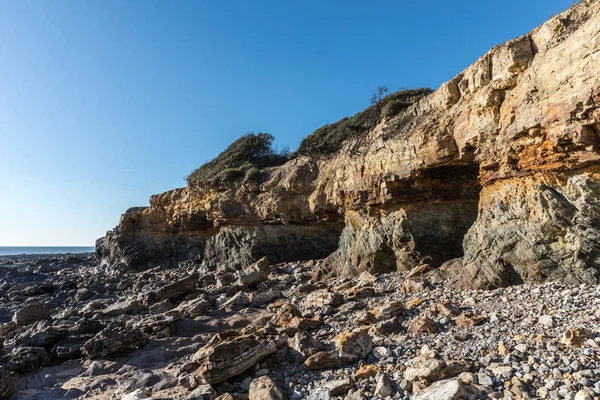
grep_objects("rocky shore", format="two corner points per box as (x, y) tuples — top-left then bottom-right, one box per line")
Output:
(3, 1), (600, 399)
(0, 253), (598, 399)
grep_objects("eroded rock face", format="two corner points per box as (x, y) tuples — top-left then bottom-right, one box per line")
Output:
(97, 0), (600, 288)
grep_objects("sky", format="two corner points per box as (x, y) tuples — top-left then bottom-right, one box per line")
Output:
(0, 0), (573, 246)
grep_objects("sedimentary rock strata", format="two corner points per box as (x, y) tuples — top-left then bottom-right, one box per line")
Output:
(98, 0), (600, 289)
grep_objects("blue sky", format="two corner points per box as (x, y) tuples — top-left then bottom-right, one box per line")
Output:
(0, 0), (572, 246)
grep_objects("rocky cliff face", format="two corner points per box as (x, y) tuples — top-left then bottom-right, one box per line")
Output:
(98, 0), (600, 288)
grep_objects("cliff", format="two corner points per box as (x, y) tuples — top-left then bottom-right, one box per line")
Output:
(97, 0), (600, 289)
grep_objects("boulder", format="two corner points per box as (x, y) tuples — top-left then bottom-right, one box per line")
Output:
(103, 299), (146, 317)
(121, 388), (152, 400)
(407, 317), (438, 334)
(373, 300), (403, 320)
(83, 328), (148, 358)
(374, 373), (395, 397)
(304, 290), (343, 308)
(455, 312), (485, 326)
(401, 278), (430, 294)
(248, 376), (284, 400)
(141, 273), (198, 306)
(411, 378), (469, 400)
(13, 303), (51, 326)
(187, 334), (277, 385)
(561, 327), (591, 347)
(271, 303), (302, 327)
(187, 384), (217, 400)
(6, 346), (50, 373)
(304, 331), (373, 370)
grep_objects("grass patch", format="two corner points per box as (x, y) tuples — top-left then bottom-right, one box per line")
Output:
(297, 88), (433, 155)
(187, 133), (289, 187)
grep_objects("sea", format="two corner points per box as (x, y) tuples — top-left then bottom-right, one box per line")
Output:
(0, 247), (95, 256)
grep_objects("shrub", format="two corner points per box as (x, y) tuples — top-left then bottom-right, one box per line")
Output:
(298, 87), (433, 155)
(186, 133), (289, 186)
(370, 85), (389, 105)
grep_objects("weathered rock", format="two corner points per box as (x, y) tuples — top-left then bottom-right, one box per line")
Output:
(560, 327), (591, 347)
(6, 346), (50, 373)
(401, 278), (431, 294)
(353, 364), (378, 380)
(13, 303), (51, 326)
(236, 271), (268, 288)
(248, 376), (284, 400)
(176, 297), (211, 318)
(455, 312), (485, 326)
(220, 292), (251, 312)
(408, 317), (438, 334)
(404, 354), (445, 383)
(304, 290), (343, 308)
(271, 303), (302, 327)
(83, 328), (148, 358)
(0, 367), (19, 397)
(121, 388), (152, 400)
(288, 332), (318, 362)
(411, 378), (469, 400)
(188, 334), (277, 385)
(373, 300), (403, 320)
(304, 331), (373, 370)
(429, 302), (459, 316)
(103, 299), (146, 317)
(374, 373), (395, 397)
(323, 378), (354, 396)
(141, 274), (198, 305)
(97, 0), (600, 290)
(187, 384), (217, 400)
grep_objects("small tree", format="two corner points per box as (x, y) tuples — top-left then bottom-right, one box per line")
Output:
(370, 85), (389, 105)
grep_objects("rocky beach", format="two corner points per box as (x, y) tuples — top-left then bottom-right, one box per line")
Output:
(2, 0), (600, 398)
(0, 253), (598, 399)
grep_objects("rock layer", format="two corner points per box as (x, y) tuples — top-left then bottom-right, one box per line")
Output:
(98, 0), (600, 288)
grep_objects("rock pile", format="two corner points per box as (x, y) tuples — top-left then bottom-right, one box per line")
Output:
(0, 253), (598, 399)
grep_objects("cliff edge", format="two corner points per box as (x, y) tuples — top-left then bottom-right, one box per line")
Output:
(97, 0), (600, 289)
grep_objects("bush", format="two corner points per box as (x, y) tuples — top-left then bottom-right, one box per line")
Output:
(298, 87), (433, 156)
(186, 133), (289, 186)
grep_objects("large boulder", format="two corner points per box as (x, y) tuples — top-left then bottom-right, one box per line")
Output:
(13, 303), (51, 326)
(304, 331), (373, 370)
(83, 327), (148, 358)
(185, 333), (277, 385)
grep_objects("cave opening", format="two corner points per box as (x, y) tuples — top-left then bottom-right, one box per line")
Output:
(402, 164), (481, 268)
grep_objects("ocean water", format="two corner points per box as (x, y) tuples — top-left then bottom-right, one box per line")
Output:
(0, 247), (95, 256)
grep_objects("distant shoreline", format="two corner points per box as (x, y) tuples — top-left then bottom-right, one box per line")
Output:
(0, 246), (95, 256)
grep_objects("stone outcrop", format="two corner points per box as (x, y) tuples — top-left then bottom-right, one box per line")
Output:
(98, 0), (600, 288)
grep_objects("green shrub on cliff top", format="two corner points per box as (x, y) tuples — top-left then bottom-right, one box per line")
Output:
(297, 87), (433, 155)
(186, 133), (288, 186)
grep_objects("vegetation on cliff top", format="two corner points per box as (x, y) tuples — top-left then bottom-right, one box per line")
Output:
(297, 87), (433, 155)
(186, 133), (289, 186)
(187, 88), (432, 187)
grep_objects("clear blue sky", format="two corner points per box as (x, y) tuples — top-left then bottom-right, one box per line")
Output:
(0, 0), (571, 246)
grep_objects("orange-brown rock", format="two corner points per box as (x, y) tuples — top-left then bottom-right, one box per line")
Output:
(408, 317), (439, 334)
(353, 364), (379, 380)
(455, 312), (485, 327)
(429, 301), (459, 316)
(270, 304), (302, 327)
(401, 279), (430, 294)
(406, 298), (424, 310)
(560, 327), (591, 347)
(304, 330), (374, 371)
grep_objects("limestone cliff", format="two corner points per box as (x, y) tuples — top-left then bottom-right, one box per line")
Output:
(97, 0), (600, 288)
